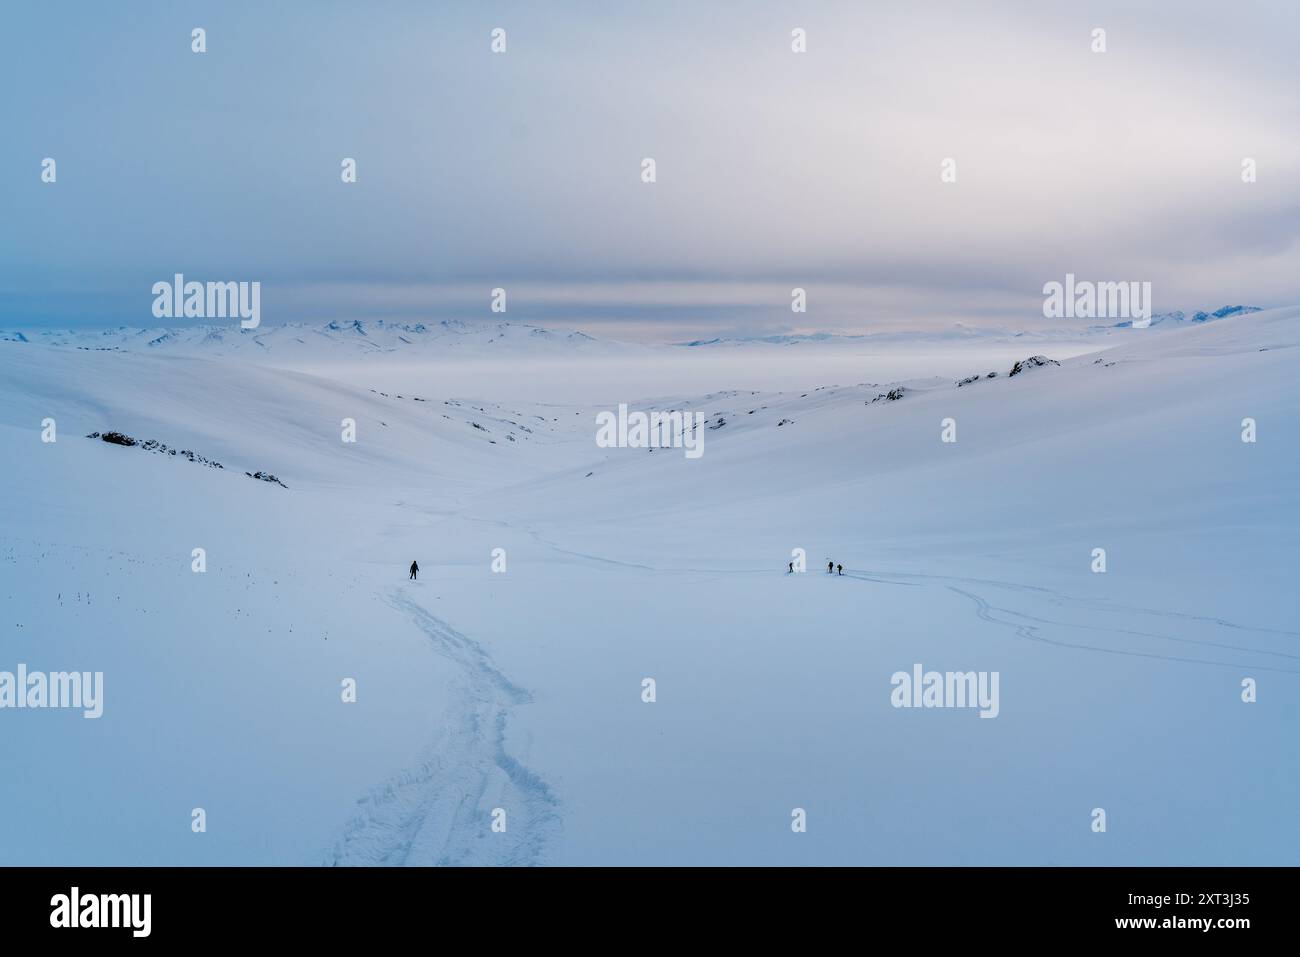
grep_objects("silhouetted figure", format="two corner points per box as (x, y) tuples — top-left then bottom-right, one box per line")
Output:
(827, 561), (834, 574)
(837, 564), (843, 576)
(409, 560), (419, 581)
(788, 562), (794, 573)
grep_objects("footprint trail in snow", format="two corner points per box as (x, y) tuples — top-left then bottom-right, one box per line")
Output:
(323, 591), (560, 866)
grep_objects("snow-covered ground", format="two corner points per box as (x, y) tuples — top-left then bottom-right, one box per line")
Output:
(2, 308), (1296, 865)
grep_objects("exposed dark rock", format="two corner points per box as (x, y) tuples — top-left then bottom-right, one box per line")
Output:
(1008, 356), (1059, 377)
(88, 430), (224, 468)
(245, 471), (288, 488)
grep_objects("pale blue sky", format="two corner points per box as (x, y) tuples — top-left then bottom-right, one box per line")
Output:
(2, 0), (1298, 337)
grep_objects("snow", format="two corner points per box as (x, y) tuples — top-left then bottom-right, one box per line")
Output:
(2, 306), (1297, 865)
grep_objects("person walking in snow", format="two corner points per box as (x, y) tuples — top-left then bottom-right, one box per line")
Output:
(827, 560), (834, 574)
(788, 561), (794, 573)
(837, 564), (843, 576)
(409, 560), (419, 581)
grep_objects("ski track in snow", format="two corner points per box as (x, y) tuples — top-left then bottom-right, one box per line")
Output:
(846, 571), (1300, 674)
(322, 515), (1295, 866)
(478, 516), (1300, 674)
(322, 591), (560, 866)
(940, 584), (1300, 674)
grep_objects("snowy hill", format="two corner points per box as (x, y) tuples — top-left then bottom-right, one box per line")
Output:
(2, 305), (1297, 866)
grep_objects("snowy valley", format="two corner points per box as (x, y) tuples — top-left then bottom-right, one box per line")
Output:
(2, 307), (1297, 865)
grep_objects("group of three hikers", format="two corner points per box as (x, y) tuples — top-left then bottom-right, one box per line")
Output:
(787, 560), (844, 575)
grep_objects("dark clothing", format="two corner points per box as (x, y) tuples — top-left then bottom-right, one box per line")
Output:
(837, 565), (843, 575)
(827, 561), (833, 574)
(409, 561), (419, 580)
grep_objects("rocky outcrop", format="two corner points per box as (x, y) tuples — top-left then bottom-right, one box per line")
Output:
(1008, 356), (1059, 377)
(869, 387), (906, 403)
(245, 471), (288, 489)
(85, 431), (223, 468)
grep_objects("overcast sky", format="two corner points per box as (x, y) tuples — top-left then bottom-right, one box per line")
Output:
(2, 0), (1298, 338)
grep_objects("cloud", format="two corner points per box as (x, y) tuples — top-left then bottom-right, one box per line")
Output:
(2, 0), (1296, 334)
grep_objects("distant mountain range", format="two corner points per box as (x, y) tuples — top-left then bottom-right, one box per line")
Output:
(0, 318), (612, 360)
(1, 306), (1266, 358)
(675, 306), (1265, 346)
(1110, 305), (1262, 329)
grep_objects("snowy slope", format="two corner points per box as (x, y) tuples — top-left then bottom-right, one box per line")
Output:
(1, 306), (1296, 865)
